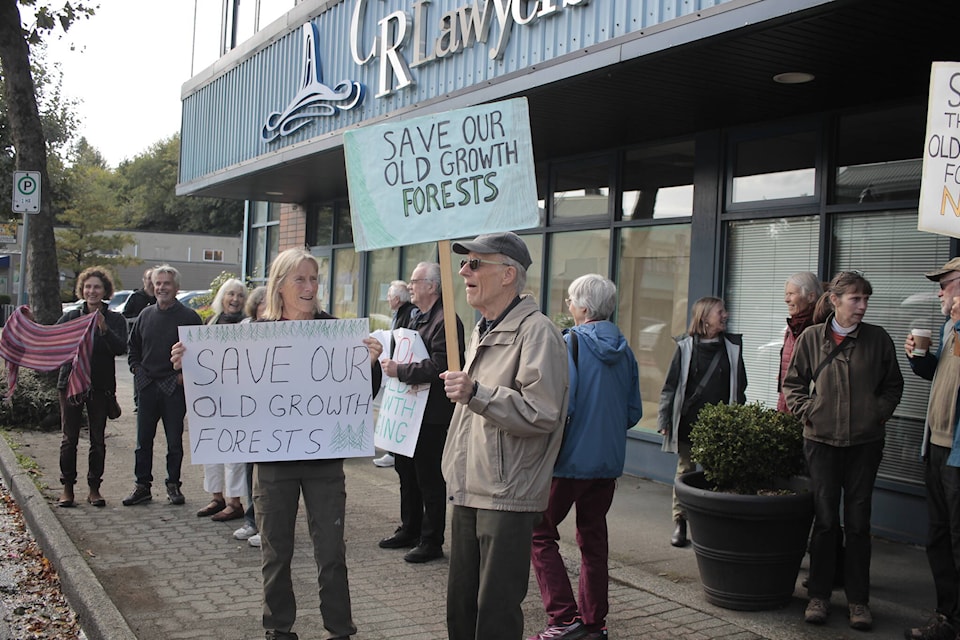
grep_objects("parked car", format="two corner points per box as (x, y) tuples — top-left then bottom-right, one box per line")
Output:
(60, 300), (83, 314)
(107, 290), (134, 315)
(177, 289), (212, 310)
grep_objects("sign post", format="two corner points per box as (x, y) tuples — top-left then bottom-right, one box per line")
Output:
(11, 171), (40, 306)
(344, 98), (541, 370)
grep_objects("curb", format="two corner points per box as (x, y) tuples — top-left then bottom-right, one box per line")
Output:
(0, 433), (137, 640)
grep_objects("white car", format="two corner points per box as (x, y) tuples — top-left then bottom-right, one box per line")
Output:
(107, 290), (134, 314)
(177, 289), (212, 310)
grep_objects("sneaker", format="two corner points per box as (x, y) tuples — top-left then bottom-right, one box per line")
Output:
(804, 597), (829, 625)
(373, 453), (395, 467)
(233, 524), (258, 540)
(121, 484), (151, 506)
(526, 619), (587, 640)
(165, 483), (185, 505)
(904, 613), (957, 640)
(248, 534), (261, 547)
(849, 603), (872, 630)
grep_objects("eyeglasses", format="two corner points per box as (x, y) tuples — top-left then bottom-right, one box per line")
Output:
(460, 258), (510, 271)
(940, 276), (960, 290)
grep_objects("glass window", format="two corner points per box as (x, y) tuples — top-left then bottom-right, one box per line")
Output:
(366, 247), (401, 330)
(402, 243), (439, 281)
(617, 225), (691, 432)
(246, 201), (280, 284)
(332, 247), (359, 319)
(335, 202), (353, 244)
(203, 249), (224, 262)
(724, 216), (820, 408)
(730, 130), (817, 204)
(831, 211), (951, 486)
(622, 140), (695, 220)
(548, 230), (610, 325)
(316, 254), (331, 311)
(834, 104), (924, 204)
(306, 205), (334, 247)
(551, 156), (611, 221)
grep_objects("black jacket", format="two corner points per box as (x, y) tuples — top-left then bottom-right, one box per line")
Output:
(56, 304), (128, 392)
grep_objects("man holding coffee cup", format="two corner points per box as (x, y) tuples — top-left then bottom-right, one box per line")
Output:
(904, 257), (960, 640)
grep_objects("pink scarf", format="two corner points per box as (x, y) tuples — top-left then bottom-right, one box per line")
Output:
(0, 306), (99, 403)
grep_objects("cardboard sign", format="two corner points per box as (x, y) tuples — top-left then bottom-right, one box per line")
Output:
(920, 61), (960, 238)
(178, 319), (375, 464)
(344, 98), (539, 251)
(374, 328), (430, 457)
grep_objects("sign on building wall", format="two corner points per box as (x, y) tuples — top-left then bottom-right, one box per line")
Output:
(178, 319), (376, 464)
(344, 97), (539, 251)
(920, 61), (960, 238)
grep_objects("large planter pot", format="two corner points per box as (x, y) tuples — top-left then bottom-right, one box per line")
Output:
(675, 470), (814, 611)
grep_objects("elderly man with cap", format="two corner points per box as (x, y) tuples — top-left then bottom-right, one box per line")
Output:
(904, 257), (960, 640)
(440, 231), (569, 640)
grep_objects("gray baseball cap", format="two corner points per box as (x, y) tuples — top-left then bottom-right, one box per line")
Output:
(452, 232), (532, 270)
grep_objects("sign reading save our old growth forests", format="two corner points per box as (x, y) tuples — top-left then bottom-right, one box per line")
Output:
(344, 98), (539, 251)
(920, 62), (960, 239)
(178, 319), (375, 464)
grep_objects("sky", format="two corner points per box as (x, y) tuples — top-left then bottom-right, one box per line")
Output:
(38, 1), (222, 168)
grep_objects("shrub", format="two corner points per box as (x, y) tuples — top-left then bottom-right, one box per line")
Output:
(689, 402), (805, 495)
(0, 369), (61, 430)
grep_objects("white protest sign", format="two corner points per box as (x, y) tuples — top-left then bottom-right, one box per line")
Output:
(920, 61), (960, 238)
(374, 328), (430, 457)
(344, 97), (539, 251)
(178, 319), (375, 464)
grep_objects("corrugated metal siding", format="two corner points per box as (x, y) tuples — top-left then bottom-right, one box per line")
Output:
(180, 0), (736, 185)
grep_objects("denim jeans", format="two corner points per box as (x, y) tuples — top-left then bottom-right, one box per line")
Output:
(804, 438), (884, 604)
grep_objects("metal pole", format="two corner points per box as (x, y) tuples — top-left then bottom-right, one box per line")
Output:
(16, 210), (28, 306)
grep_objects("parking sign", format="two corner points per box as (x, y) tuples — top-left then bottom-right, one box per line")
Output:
(12, 171), (40, 213)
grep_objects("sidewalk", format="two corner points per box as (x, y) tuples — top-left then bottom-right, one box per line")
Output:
(0, 358), (939, 640)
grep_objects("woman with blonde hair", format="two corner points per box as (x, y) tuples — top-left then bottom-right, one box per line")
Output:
(658, 296), (747, 547)
(195, 278), (249, 521)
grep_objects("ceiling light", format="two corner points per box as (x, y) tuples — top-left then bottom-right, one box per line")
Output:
(265, 191), (284, 196)
(773, 72), (815, 84)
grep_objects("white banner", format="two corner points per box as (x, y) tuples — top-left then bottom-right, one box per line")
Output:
(178, 319), (375, 464)
(374, 328), (429, 457)
(919, 61), (960, 238)
(344, 98), (539, 251)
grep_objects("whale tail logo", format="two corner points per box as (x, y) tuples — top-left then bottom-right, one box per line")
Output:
(262, 23), (365, 143)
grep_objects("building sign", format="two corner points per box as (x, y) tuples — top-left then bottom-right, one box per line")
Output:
(344, 97), (539, 251)
(178, 319), (375, 464)
(262, 23), (365, 143)
(350, 0), (591, 98)
(920, 61), (960, 238)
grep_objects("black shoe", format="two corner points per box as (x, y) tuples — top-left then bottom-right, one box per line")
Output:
(379, 528), (418, 549)
(122, 484), (151, 506)
(671, 518), (689, 547)
(404, 543), (444, 563)
(166, 483), (185, 505)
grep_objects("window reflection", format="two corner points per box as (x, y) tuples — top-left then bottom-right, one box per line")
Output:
(622, 140), (695, 220)
(617, 225), (691, 432)
(731, 130), (817, 203)
(548, 230), (610, 327)
(332, 247), (359, 318)
(552, 156), (611, 220)
(366, 248), (400, 330)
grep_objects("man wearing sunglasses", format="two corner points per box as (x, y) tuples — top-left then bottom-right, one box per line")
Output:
(904, 257), (960, 640)
(441, 232), (569, 640)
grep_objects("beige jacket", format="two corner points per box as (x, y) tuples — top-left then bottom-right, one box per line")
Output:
(441, 295), (569, 512)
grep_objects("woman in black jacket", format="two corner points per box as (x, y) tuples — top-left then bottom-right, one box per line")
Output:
(56, 266), (128, 508)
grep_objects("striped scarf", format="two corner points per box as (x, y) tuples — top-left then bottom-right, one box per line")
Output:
(0, 305), (99, 403)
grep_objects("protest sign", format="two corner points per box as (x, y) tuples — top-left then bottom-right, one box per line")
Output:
(920, 61), (960, 238)
(374, 328), (430, 457)
(344, 97), (539, 252)
(178, 319), (375, 464)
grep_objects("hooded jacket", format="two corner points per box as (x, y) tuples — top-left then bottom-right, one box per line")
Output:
(554, 321), (642, 479)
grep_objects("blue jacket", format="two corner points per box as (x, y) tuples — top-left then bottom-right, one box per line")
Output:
(909, 317), (960, 466)
(554, 321), (643, 479)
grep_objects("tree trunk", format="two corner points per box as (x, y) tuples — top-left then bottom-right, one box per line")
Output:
(0, 0), (62, 325)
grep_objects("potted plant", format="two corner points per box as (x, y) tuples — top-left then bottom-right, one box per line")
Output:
(674, 401), (813, 611)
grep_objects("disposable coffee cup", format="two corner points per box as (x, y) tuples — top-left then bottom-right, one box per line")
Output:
(912, 329), (932, 357)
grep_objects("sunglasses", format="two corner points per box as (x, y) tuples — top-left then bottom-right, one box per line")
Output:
(940, 276), (960, 290)
(460, 258), (510, 271)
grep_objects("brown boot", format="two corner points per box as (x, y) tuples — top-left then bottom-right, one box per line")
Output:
(87, 486), (106, 507)
(58, 484), (75, 508)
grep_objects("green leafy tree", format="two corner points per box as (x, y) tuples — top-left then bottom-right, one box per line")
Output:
(116, 134), (244, 235)
(55, 142), (140, 298)
(0, 0), (94, 323)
